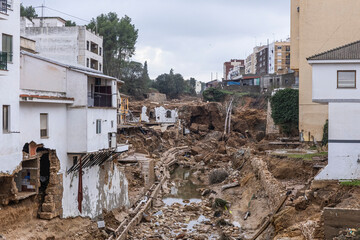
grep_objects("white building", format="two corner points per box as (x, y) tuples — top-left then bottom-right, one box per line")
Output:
(195, 80), (202, 94)
(308, 40), (360, 180)
(20, 51), (129, 218)
(0, 0), (22, 176)
(21, 17), (103, 72)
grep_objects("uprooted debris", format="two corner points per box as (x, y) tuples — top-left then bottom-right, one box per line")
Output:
(2, 94), (358, 240)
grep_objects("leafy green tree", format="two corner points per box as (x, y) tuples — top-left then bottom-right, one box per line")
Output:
(202, 88), (226, 102)
(154, 69), (186, 99)
(20, 4), (38, 19)
(270, 88), (299, 135)
(120, 61), (147, 99)
(65, 20), (76, 26)
(87, 13), (138, 78)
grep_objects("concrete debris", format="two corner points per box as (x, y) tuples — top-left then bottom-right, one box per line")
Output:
(1, 95), (358, 240)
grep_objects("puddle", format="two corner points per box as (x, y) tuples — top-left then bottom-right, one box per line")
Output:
(233, 221), (241, 228)
(186, 215), (209, 232)
(163, 166), (202, 206)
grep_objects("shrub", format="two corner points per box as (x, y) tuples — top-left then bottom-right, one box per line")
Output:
(203, 88), (226, 102)
(209, 169), (229, 184)
(270, 88), (299, 135)
(322, 120), (328, 146)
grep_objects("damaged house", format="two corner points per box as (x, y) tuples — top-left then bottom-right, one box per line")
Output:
(0, 47), (130, 219)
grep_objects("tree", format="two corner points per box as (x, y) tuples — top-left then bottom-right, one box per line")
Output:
(20, 4), (38, 19)
(87, 13), (138, 78)
(120, 61), (148, 100)
(153, 70), (186, 99)
(270, 88), (299, 135)
(65, 20), (76, 26)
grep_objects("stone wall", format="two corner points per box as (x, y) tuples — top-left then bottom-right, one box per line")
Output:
(39, 150), (63, 220)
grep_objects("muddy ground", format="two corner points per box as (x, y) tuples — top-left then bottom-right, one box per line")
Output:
(1, 96), (360, 240)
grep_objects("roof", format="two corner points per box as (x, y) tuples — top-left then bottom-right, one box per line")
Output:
(307, 40), (360, 61)
(21, 51), (124, 83)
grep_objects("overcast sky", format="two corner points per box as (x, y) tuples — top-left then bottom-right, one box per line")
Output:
(22, 0), (290, 82)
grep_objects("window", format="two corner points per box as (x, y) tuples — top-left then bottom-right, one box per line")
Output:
(278, 59), (282, 63)
(338, 70), (356, 88)
(277, 53), (282, 56)
(86, 41), (89, 50)
(99, 63), (102, 72)
(86, 58), (89, 67)
(286, 46), (290, 51)
(99, 47), (102, 56)
(96, 119), (101, 134)
(73, 156), (78, 166)
(2, 105), (10, 133)
(166, 110), (172, 118)
(111, 120), (114, 128)
(277, 46), (282, 50)
(2, 34), (13, 62)
(40, 113), (48, 138)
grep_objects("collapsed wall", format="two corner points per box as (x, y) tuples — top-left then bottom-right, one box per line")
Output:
(63, 160), (130, 219)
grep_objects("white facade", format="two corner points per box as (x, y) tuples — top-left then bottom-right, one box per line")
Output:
(32, 17), (66, 27)
(20, 52), (129, 218)
(195, 80), (202, 94)
(268, 42), (276, 74)
(0, 0), (22, 175)
(21, 21), (103, 72)
(310, 59), (360, 180)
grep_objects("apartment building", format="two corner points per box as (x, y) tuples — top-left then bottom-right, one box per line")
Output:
(268, 40), (291, 75)
(256, 47), (268, 75)
(21, 17), (103, 72)
(17, 51), (129, 219)
(245, 45), (267, 75)
(223, 59), (244, 80)
(291, 0), (360, 142)
(0, 0), (22, 178)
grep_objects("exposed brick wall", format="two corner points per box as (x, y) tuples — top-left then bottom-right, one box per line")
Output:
(39, 151), (63, 220)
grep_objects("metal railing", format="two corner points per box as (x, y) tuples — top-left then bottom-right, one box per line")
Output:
(0, 0), (7, 14)
(0, 52), (7, 71)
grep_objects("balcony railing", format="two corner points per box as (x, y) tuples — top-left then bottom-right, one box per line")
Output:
(0, 52), (7, 70)
(0, 0), (7, 14)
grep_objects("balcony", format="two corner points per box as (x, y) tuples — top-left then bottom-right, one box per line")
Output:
(0, 51), (7, 71)
(0, 0), (8, 20)
(88, 86), (113, 108)
(0, 0), (7, 13)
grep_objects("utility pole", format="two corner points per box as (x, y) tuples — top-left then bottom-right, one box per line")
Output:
(40, 0), (45, 27)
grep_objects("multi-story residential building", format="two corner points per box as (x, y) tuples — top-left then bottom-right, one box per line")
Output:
(223, 59), (244, 80)
(245, 45), (267, 75)
(268, 40), (291, 75)
(256, 47), (268, 75)
(0, 0), (22, 178)
(291, 0), (360, 142)
(21, 17), (103, 72)
(16, 51), (129, 219)
(308, 40), (360, 180)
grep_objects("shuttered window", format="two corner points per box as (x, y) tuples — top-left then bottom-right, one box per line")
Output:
(96, 119), (101, 134)
(40, 113), (48, 138)
(338, 71), (356, 88)
(2, 105), (10, 133)
(2, 34), (13, 62)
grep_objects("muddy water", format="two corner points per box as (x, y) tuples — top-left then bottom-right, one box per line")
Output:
(163, 166), (203, 205)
